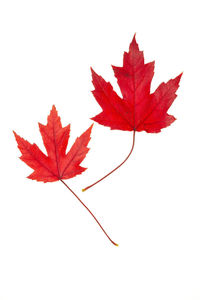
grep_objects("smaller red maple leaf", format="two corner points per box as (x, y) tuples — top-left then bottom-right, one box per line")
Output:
(14, 106), (118, 246)
(83, 34), (182, 192)
(14, 105), (93, 182)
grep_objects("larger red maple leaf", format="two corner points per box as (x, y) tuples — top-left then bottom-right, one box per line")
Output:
(83, 35), (182, 191)
(14, 106), (118, 246)
(91, 35), (182, 132)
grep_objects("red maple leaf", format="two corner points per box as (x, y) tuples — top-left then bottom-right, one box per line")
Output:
(14, 106), (118, 246)
(83, 35), (182, 191)
(14, 105), (93, 182)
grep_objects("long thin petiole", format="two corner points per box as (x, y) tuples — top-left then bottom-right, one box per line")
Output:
(60, 179), (118, 246)
(82, 130), (136, 192)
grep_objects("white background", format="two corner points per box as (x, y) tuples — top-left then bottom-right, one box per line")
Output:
(0, 0), (200, 299)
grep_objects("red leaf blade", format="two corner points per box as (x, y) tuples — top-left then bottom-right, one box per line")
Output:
(91, 35), (182, 133)
(14, 106), (93, 183)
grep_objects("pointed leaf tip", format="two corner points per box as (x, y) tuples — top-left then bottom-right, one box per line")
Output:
(50, 104), (57, 114)
(177, 72), (183, 81)
(89, 123), (94, 131)
(91, 67), (98, 79)
(130, 33), (139, 50)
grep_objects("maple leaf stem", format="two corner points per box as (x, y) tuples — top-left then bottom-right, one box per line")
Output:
(60, 179), (118, 246)
(82, 130), (136, 191)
